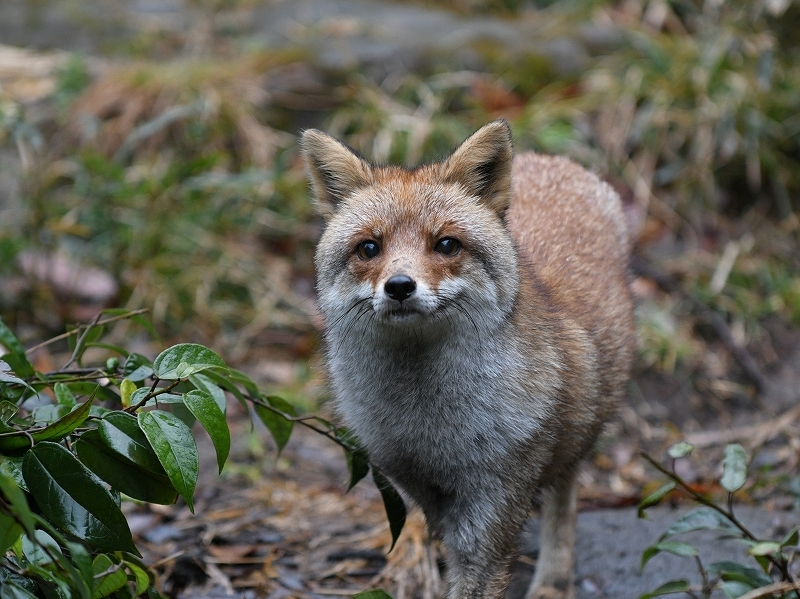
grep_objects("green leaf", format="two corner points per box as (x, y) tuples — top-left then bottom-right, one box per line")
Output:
(748, 541), (781, 556)
(641, 541), (699, 570)
(0, 582), (40, 599)
(0, 463), (34, 536)
(75, 430), (178, 505)
(0, 360), (36, 395)
(123, 354), (154, 383)
(0, 509), (23, 555)
(188, 373), (227, 414)
(120, 379), (137, 409)
(0, 400), (19, 423)
(198, 369), (248, 411)
(372, 469), (406, 552)
(21, 442), (138, 554)
(92, 554), (127, 599)
(137, 410), (198, 512)
(707, 561), (772, 587)
(353, 590), (395, 599)
(780, 525), (799, 548)
(183, 390), (230, 473)
(720, 443), (747, 493)
(254, 396), (295, 452)
(667, 442), (694, 459)
(0, 317), (34, 378)
(0, 396), (94, 451)
(637, 482), (676, 519)
(98, 412), (166, 475)
(123, 559), (151, 596)
(21, 529), (61, 566)
(54, 383), (77, 408)
(659, 507), (736, 541)
(346, 447), (370, 492)
(152, 343), (227, 380)
(227, 369), (260, 398)
(638, 579), (690, 599)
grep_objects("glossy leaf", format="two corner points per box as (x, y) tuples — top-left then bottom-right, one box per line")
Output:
(639, 579), (690, 599)
(0, 397), (93, 451)
(75, 430), (177, 505)
(98, 412), (165, 475)
(659, 507), (736, 541)
(92, 554), (127, 599)
(54, 383), (77, 408)
(372, 469), (406, 552)
(0, 317), (34, 378)
(641, 541), (698, 570)
(21, 442), (138, 554)
(254, 396), (295, 452)
(138, 410), (198, 512)
(637, 482), (675, 519)
(184, 390), (230, 473)
(188, 373), (227, 414)
(720, 443), (747, 493)
(152, 343), (227, 380)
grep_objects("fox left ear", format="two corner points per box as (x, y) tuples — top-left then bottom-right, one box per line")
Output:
(441, 120), (513, 217)
(301, 129), (374, 221)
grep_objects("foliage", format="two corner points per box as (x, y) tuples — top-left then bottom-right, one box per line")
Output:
(638, 442), (800, 599)
(0, 312), (404, 597)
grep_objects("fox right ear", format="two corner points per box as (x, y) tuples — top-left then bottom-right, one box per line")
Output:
(300, 130), (373, 220)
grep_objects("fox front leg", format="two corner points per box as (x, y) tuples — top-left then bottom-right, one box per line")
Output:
(440, 497), (529, 599)
(525, 468), (578, 599)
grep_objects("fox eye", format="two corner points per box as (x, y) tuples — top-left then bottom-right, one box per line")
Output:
(356, 240), (381, 260)
(434, 237), (460, 256)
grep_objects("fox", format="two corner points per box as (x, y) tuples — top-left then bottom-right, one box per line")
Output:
(300, 120), (635, 599)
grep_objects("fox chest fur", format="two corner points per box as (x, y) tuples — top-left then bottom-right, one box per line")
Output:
(302, 121), (634, 599)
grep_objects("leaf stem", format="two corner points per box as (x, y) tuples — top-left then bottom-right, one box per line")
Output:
(641, 452), (798, 592)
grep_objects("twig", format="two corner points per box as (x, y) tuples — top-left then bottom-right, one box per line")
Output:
(25, 309), (150, 356)
(61, 312), (103, 370)
(736, 582), (800, 599)
(641, 452), (798, 589)
(684, 402), (800, 448)
(630, 255), (768, 392)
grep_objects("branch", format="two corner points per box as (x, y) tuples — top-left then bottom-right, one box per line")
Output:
(25, 309), (150, 356)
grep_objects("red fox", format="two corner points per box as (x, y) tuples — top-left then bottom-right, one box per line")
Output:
(301, 121), (635, 599)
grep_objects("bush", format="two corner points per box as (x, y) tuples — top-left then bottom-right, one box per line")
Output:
(0, 311), (403, 598)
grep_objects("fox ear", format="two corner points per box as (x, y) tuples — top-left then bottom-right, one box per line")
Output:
(441, 120), (513, 217)
(301, 129), (374, 220)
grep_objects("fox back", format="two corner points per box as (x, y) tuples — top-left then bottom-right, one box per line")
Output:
(302, 121), (634, 599)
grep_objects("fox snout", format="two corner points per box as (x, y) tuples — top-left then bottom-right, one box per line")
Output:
(384, 275), (416, 303)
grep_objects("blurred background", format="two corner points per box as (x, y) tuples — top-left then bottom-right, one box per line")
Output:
(0, 0), (799, 596)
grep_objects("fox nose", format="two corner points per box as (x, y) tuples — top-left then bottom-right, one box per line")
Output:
(384, 275), (417, 302)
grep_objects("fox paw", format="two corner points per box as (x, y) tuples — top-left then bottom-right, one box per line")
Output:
(525, 581), (575, 599)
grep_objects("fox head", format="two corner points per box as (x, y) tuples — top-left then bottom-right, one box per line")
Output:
(301, 121), (520, 340)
